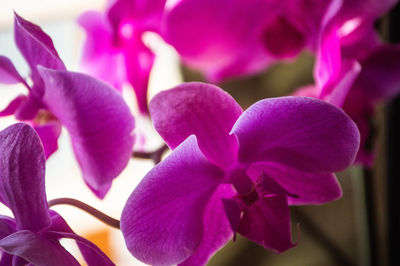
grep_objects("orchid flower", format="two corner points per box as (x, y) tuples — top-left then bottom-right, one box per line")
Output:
(161, 0), (345, 82)
(120, 82), (360, 265)
(295, 0), (400, 166)
(78, 0), (166, 114)
(0, 123), (114, 265)
(0, 13), (135, 198)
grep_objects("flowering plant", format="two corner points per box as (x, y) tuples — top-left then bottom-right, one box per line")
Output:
(1, 0), (399, 265)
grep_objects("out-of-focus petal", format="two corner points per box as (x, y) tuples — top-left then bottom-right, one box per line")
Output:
(314, 27), (341, 89)
(0, 95), (27, 117)
(107, 0), (166, 32)
(78, 11), (126, 91)
(162, 0), (271, 77)
(14, 13), (65, 91)
(33, 121), (62, 159)
(322, 60), (361, 107)
(0, 123), (50, 231)
(262, 16), (305, 58)
(121, 136), (225, 265)
(0, 56), (25, 84)
(0, 230), (80, 266)
(232, 97), (360, 172)
(38, 67), (135, 198)
(124, 38), (154, 114)
(180, 185), (235, 266)
(248, 162), (342, 205)
(342, 90), (375, 167)
(354, 45), (400, 101)
(47, 211), (115, 266)
(150, 82), (242, 168)
(237, 195), (295, 253)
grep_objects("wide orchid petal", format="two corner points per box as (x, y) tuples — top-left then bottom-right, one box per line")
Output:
(0, 230), (80, 266)
(33, 121), (62, 159)
(78, 11), (126, 91)
(0, 123), (50, 231)
(38, 67), (135, 198)
(121, 136), (225, 265)
(150, 82), (242, 168)
(180, 185), (235, 266)
(47, 211), (115, 266)
(0, 56), (25, 84)
(14, 13), (65, 92)
(237, 195), (295, 253)
(232, 97), (360, 172)
(248, 162), (342, 205)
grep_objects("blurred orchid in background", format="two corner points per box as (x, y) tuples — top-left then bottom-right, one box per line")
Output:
(0, 123), (114, 265)
(79, 0), (166, 114)
(0, 13), (135, 198)
(120, 83), (360, 265)
(295, 0), (400, 166)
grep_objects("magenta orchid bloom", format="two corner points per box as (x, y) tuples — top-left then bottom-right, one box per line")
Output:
(79, 0), (166, 114)
(120, 82), (360, 265)
(162, 0), (398, 83)
(0, 123), (114, 265)
(0, 13), (135, 198)
(161, 0), (345, 82)
(296, 0), (400, 166)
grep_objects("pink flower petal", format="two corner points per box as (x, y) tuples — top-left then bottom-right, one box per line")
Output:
(232, 96), (360, 172)
(0, 123), (50, 231)
(14, 13), (65, 91)
(150, 82), (242, 168)
(38, 67), (135, 198)
(121, 136), (224, 265)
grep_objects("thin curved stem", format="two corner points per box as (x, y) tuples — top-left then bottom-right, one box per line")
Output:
(132, 144), (169, 164)
(48, 198), (120, 229)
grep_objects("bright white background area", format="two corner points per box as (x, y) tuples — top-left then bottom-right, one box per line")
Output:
(0, 0), (182, 264)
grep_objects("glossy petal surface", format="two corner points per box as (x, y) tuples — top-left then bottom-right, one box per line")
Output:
(150, 82), (242, 168)
(0, 123), (50, 231)
(121, 136), (224, 265)
(232, 97), (360, 172)
(38, 67), (135, 198)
